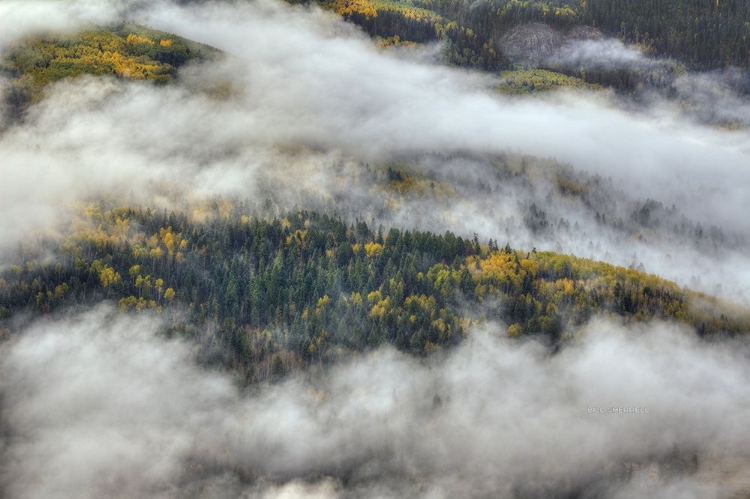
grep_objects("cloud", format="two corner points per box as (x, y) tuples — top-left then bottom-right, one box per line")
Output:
(546, 38), (658, 70)
(2, 307), (750, 497)
(2, 2), (750, 496)
(501, 23), (680, 87)
(0, 1), (122, 51)
(671, 69), (750, 126)
(0, 306), (235, 498)
(2, 0), (750, 297)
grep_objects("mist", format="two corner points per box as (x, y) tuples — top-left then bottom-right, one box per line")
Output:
(2, 306), (749, 498)
(2, 0), (750, 302)
(0, 1), (125, 49)
(3, 0), (750, 496)
(670, 69), (750, 126)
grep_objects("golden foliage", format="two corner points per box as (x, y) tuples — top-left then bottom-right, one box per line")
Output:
(364, 242), (384, 258)
(508, 323), (522, 337)
(497, 69), (602, 94)
(99, 265), (121, 288)
(334, 0), (378, 18)
(126, 34), (154, 46)
(369, 296), (391, 319)
(367, 290), (382, 303)
(316, 294), (331, 312)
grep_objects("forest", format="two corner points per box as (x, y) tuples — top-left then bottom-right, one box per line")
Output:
(2, 0), (750, 497)
(1, 20), (749, 378)
(2, 201), (746, 382)
(324, 0), (750, 92)
(0, 24), (219, 119)
(327, 0), (750, 68)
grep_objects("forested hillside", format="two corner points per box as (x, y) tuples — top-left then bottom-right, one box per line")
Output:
(0, 24), (219, 120)
(325, 0), (750, 70)
(2, 202), (746, 382)
(3, 1), (750, 498)
(2, 15), (748, 378)
(585, 0), (750, 68)
(315, 0), (750, 101)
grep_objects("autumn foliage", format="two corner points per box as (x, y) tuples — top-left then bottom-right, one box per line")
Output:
(2, 202), (748, 381)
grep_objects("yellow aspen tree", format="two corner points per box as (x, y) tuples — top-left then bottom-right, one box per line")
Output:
(99, 266), (121, 288)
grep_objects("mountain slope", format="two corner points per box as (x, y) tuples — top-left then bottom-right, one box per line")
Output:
(2, 24), (749, 378)
(2, 201), (747, 381)
(325, 0), (750, 70)
(1, 23), (220, 120)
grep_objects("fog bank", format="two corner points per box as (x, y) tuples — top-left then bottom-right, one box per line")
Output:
(1, 307), (749, 498)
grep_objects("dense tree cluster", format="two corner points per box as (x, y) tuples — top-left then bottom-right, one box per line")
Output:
(584, 0), (750, 69)
(1, 202), (746, 381)
(331, 0), (505, 69)
(497, 68), (600, 93)
(325, 0), (749, 89)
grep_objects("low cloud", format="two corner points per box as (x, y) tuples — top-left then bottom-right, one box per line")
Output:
(2, 0), (750, 298)
(2, 307), (750, 497)
(0, 1), (123, 50)
(546, 38), (661, 71)
(670, 69), (750, 126)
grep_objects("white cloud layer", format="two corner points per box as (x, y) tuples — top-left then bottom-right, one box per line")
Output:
(2, 307), (750, 498)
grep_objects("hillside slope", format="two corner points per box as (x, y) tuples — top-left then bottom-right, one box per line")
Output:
(2, 24), (749, 378)
(325, 0), (750, 70)
(0, 23), (220, 120)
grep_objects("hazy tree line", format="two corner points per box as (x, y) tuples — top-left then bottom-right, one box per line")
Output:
(4, 1), (748, 121)
(584, 0), (750, 69)
(325, 0), (750, 88)
(1, 202), (746, 382)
